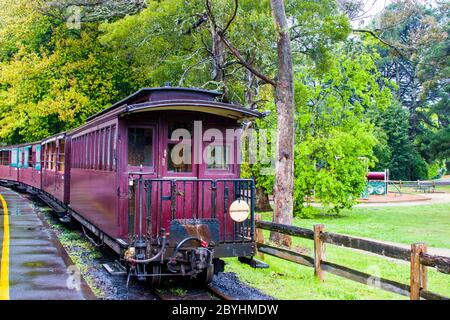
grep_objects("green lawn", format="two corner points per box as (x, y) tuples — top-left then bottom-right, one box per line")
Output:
(224, 203), (450, 300)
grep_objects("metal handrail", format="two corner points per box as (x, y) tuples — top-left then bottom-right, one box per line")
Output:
(128, 176), (255, 245)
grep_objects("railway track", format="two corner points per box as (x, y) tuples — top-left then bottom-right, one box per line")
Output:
(151, 285), (233, 300)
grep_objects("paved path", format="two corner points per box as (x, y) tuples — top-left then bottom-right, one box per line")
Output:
(0, 186), (94, 300)
(354, 192), (450, 207)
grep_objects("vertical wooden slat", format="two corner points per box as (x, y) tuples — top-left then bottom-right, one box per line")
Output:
(421, 245), (428, 291)
(314, 224), (326, 281)
(410, 243), (427, 300)
(255, 214), (264, 260)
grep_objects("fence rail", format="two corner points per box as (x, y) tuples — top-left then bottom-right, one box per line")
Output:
(255, 220), (450, 300)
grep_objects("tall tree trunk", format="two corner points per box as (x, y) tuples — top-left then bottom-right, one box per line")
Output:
(210, 23), (228, 100)
(269, 0), (295, 247)
(409, 78), (418, 139)
(245, 67), (257, 110)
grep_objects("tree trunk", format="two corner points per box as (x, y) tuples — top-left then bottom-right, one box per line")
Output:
(255, 186), (272, 212)
(269, 0), (295, 247)
(409, 78), (418, 139)
(211, 30), (226, 82)
(245, 67), (257, 109)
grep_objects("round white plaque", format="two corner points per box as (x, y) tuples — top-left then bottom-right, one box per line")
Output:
(229, 200), (250, 223)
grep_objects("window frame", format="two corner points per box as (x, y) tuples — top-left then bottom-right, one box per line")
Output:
(126, 125), (156, 172)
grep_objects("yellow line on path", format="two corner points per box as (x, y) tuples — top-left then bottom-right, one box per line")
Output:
(0, 193), (9, 300)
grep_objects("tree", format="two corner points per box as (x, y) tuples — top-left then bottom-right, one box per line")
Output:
(251, 0), (292, 245)
(347, 0), (449, 176)
(37, 0), (147, 22)
(373, 102), (428, 180)
(100, 0), (350, 245)
(0, 2), (136, 143)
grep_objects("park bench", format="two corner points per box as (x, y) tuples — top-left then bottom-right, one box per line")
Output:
(414, 181), (436, 193)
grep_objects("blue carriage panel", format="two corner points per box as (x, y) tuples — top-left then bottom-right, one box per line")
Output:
(23, 146), (31, 169)
(35, 145), (42, 170)
(17, 147), (23, 168)
(10, 148), (18, 167)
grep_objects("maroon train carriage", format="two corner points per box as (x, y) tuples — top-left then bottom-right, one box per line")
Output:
(17, 142), (42, 191)
(0, 87), (264, 286)
(0, 143), (42, 190)
(40, 133), (72, 214)
(0, 147), (17, 183)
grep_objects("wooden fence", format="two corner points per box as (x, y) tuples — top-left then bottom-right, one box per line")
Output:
(255, 219), (450, 300)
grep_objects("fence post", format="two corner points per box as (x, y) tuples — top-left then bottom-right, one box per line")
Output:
(314, 224), (326, 281)
(255, 214), (264, 259)
(410, 243), (427, 300)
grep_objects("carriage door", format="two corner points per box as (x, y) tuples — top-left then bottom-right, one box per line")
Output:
(198, 127), (238, 241)
(160, 120), (199, 228)
(127, 125), (156, 238)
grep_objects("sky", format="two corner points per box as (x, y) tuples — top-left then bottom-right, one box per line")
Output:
(352, 0), (439, 27)
(351, 0), (393, 27)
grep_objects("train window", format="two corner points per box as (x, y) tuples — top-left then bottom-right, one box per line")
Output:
(92, 132), (96, 170)
(96, 130), (101, 170)
(58, 140), (65, 172)
(98, 130), (103, 170)
(11, 149), (17, 167)
(35, 146), (41, 170)
(92, 132), (95, 169)
(85, 135), (89, 169)
(168, 121), (193, 140)
(167, 121), (193, 173)
(105, 127), (111, 170)
(46, 144), (50, 169)
(0, 151), (9, 166)
(42, 145), (47, 169)
(111, 126), (116, 171)
(77, 138), (81, 168)
(29, 148), (34, 168)
(101, 129), (105, 170)
(168, 143), (192, 173)
(93, 132), (97, 170)
(73, 138), (77, 168)
(52, 142), (57, 170)
(206, 145), (230, 170)
(23, 147), (29, 168)
(128, 127), (153, 167)
(18, 148), (23, 168)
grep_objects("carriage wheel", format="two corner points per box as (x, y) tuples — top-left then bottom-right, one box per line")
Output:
(149, 263), (162, 287)
(197, 264), (214, 285)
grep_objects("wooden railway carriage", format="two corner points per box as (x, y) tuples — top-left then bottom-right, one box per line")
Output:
(0, 147), (16, 182)
(0, 87), (263, 285)
(17, 142), (42, 190)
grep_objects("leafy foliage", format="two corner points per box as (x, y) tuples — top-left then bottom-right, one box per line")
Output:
(369, 0), (449, 177)
(0, 1), (135, 143)
(242, 40), (392, 216)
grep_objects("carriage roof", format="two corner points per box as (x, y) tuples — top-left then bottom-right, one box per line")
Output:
(87, 87), (263, 122)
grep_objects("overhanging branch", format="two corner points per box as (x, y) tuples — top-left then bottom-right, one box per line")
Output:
(205, 0), (276, 87)
(352, 28), (411, 59)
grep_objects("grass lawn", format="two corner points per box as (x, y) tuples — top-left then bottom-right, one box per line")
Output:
(224, 203), (450, 300)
